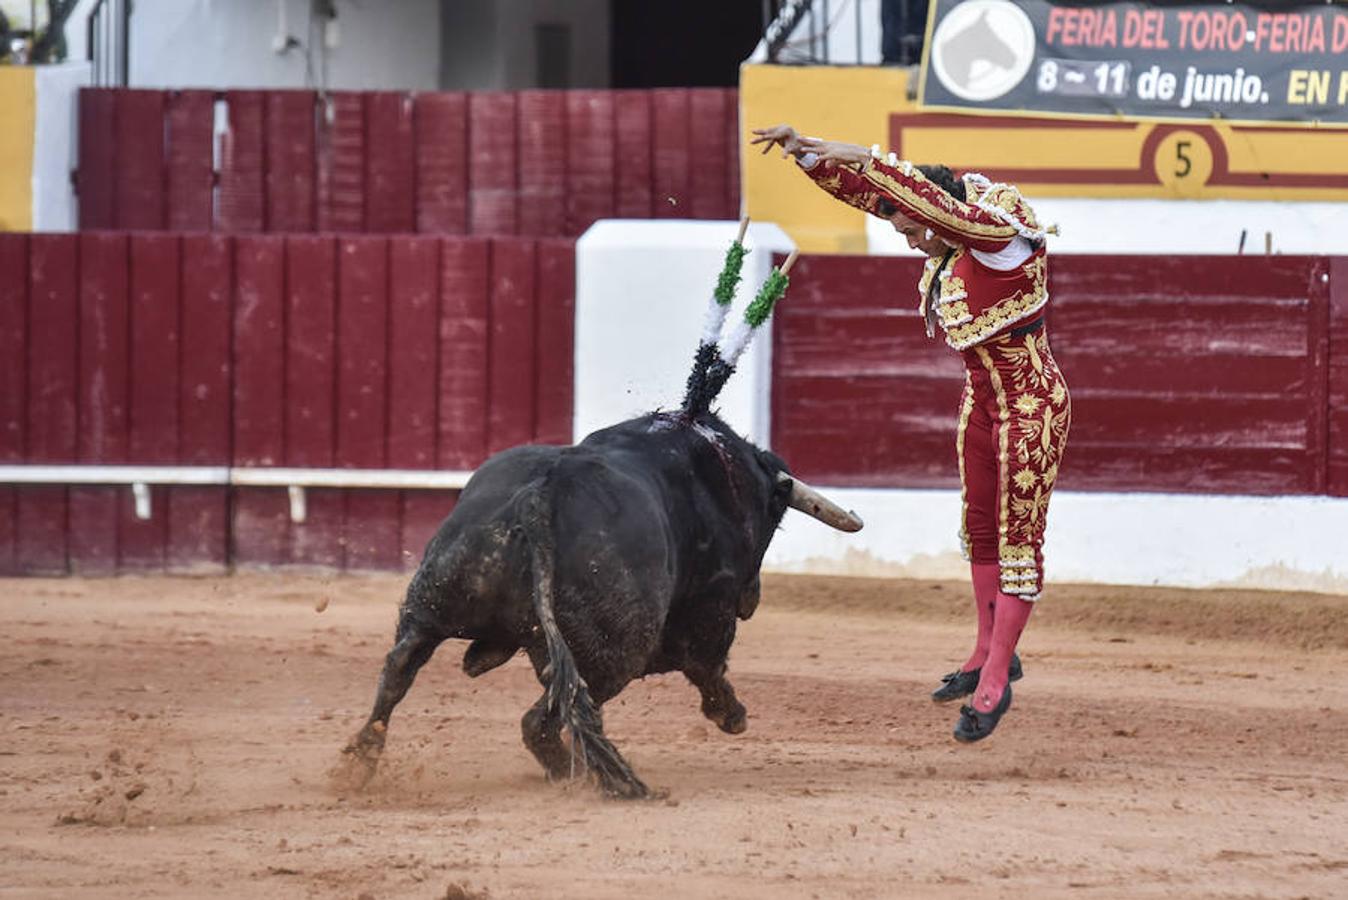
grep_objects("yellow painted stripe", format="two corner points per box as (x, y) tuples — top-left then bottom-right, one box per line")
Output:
(0, 66), (36, 232)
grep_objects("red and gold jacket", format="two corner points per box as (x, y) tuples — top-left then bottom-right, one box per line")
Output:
(802, 151), (1052, 350)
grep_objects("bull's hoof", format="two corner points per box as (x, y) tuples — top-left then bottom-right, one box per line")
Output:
(702, 699), (748, 734)
(599, 774), (651, 801)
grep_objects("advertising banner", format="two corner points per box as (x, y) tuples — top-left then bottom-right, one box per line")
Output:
(919, 0), (1348, 125)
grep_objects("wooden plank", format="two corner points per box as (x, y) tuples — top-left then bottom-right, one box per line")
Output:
(414, 92), (468, 234)
(232, 234), (288, 567)
(217, 91), (266, 232)
(179, 234), (234, 466)
(651, 89), (691, 218)
(27, 235), (80, 463)
(70, 232), (129, 576)
(77, 89), (116, 229)
(534, 239), (575, 445)
(21, 234), (79, 574)
(336, 237), (396, 571)
(564, 91), (615, 236)
(0, 234), (29, 464)
(467, 92), (518, 235)
(336, 237), (390, 468)
(165, 89), (216, 232)
(387, 237), (440, 469)
(265, 90), (317, 232)
(487, 239), (537, 454)
(365, 92), (417, 233)
(284, 235), (340, 569)
(120, 234), (181, 571)
(1327, 257), (1348, 496)
(170, 233), (233, 573)
(688, 88), (730, 220)
(113, 90), (167, 230)
(437, 238), (490, 469)
(517, 90), (567, 238)
(613, 90), (653, 218)
(0, 233), (26, 575)
(317, 92), (367, 232)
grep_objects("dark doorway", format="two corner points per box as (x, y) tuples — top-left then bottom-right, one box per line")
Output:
(611, 0), (762, 88)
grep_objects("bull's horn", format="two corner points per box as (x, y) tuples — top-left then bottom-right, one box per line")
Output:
(778, 473), (864, 532)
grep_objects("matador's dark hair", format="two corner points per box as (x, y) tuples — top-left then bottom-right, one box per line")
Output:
(875, 164), (967, 218)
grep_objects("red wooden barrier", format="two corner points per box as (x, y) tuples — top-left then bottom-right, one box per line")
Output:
(1330, 257), (1348, 497)
(415, 92), (469, 234)
(366, 93), (417, 233)
(0, 234), (28, 575)
(69, 232), (128, 574)
(170, 233), (232, 572)
(266, 91), (318, 233)
(438, 238), (491, 470)
(76, 88), (744, 238)
(166, 90), (215, 232)
(774, 254), (1335, 496)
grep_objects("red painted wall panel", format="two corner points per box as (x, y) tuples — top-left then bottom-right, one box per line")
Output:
(113, 90), (166, 230)
(614, 91), (653, 218)
(265, 91), (317, 233)
(534, 239), (575, 445)
(467, 93), (518, 235)
(564, 91), (615, 235)
(517, 91), (567, 238)
(0, 234), (26, 575)
(651, 89), (691, 218)
(773, 254), (1333, 496)
(232, 235), (288, 567)
(336, 238), (399, 571)
(165, 90), (216, 232)
(487, 240), (538, 454)
(1329, 257), (1348, 497)
(317, 92), (367, 233)
(437, 238), (490, 469)
(21, 235), (80, 574)
(120, 235), (182, 571)
(414, 92), (468, 234)
(77, 90), (116, 229)
(387, 237), (441, 469)
(400, 492), (453, 571)
(284, 236), (340, 568)
(688, 89), (731, 221)
(171, 234), (232, 572)
(726, 89), (741, 218)
(70, 233), (129, 575)
(217, 91), (266, 233)
(365, 92), (417, 233)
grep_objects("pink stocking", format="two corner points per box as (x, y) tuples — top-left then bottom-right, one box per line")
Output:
(972, 592), (1034, 712)
(960, 563), (1000, 673)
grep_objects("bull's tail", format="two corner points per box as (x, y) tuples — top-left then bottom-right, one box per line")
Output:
(519, 484), (649, 799)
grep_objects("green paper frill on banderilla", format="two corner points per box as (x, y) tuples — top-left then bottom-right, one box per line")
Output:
(682, 239), (797, 417)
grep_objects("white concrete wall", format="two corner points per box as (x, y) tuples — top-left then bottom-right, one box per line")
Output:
(574, 219), (794, 447)
(867, 197), (1348, 256)
(66, 0), (440, 90)
(31, 62), (90, 232)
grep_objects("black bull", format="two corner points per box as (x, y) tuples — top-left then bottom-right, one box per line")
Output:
(341, 410), (861, 798)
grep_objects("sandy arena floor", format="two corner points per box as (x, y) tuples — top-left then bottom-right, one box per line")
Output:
(1, 572), (1346, 899)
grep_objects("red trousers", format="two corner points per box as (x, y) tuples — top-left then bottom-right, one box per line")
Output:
(956, 326), (1070, 599)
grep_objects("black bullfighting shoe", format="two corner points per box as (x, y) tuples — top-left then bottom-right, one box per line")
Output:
(930, 652), (1022, 703)
(953, 684), (1013, 743)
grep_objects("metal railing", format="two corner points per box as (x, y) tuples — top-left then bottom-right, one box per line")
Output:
(86, 0), (130, 86)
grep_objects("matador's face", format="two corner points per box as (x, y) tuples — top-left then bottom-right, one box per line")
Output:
(889, 211), (950, 257)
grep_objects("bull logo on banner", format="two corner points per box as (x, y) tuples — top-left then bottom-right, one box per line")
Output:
(929, 0), (1036, 102)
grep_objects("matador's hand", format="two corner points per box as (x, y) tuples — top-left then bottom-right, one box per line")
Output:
(796, 137), (872, 167)
(750, 124), (805, 159)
